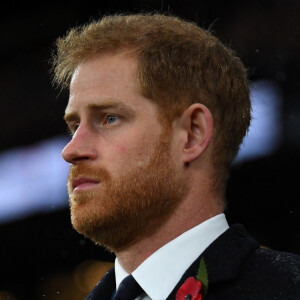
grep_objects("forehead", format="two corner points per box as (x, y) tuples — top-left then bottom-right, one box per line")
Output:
(66, 52), (154, 114)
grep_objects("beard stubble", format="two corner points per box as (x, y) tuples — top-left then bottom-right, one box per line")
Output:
(67, 127), (187, 252)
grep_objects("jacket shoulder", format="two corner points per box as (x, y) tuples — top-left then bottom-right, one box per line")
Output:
(204, 224), (300, 299)
(248, 247), (300, 279)
(237, 247), (300, 298)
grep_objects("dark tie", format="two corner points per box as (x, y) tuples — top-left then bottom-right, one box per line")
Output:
(113, 275), (145, 300)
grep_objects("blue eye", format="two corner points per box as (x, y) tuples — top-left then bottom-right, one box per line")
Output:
(106, 115), (118, 124)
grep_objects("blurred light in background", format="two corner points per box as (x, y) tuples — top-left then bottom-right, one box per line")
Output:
(34, 260), (113, 299)
(0, 135), (69, 224)
(234, 80), (282, 163)
(0, 80), (283, 224)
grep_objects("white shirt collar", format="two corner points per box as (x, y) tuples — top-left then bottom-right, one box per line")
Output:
(115, 213), (229, 300)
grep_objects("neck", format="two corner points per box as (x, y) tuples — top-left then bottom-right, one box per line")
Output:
(115, 192), (224, 273)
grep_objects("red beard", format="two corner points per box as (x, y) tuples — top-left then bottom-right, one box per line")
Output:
(67, 128), (187, 252)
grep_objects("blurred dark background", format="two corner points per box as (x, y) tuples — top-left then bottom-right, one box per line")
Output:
(0, 1), (299, 299)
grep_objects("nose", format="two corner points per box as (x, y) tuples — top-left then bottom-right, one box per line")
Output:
(62, 125), (97, 164)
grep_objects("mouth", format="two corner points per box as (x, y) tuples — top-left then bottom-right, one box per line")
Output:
(72, 177), (100, 193)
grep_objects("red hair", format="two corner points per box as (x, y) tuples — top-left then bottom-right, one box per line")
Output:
(52, 14), (251, 194)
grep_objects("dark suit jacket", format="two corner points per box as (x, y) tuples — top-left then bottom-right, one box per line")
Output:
(86, 224), (300, 299)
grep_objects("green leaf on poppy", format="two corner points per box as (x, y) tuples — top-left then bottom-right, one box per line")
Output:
(196, 257), (208, 295)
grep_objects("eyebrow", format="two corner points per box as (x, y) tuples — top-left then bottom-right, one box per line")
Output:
(63, 100), (136, 123)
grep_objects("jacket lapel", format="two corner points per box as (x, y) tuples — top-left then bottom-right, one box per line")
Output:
(166, 224), (260, 299)
(85, 267), (116, 300)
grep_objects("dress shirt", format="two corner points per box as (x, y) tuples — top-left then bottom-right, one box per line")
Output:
(115, 213), (229, 300)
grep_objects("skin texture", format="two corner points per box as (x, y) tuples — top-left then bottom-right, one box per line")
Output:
(62, 52), (224, 273)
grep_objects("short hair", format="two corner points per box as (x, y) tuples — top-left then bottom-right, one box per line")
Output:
(52, 13), (251, 195)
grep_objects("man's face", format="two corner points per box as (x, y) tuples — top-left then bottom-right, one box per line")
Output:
(62, 53), (186, 252)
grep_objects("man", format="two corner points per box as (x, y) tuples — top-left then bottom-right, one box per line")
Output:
(53, 14), (300, 299)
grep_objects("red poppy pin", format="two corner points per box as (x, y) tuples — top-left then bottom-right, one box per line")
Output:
(176, 258), (208, 300)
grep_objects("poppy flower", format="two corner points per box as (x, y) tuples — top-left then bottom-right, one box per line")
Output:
(176, 277), (202, 300)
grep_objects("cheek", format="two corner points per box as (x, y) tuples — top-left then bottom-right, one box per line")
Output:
(106, 129), (160, 164)
(117, 143), (150, 158)
(117, 134), (152, 156)
(113, 142), (153, 170)
(118, 145), (127, 153)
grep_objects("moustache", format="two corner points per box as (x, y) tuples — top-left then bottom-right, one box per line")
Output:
(68, 165), (111, 188)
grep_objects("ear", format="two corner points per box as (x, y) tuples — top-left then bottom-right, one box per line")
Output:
(180, 103), (213, 164)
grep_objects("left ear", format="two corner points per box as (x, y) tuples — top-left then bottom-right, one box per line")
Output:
(180, 103), (213, 163)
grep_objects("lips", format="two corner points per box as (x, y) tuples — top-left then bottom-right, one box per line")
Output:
(72, 177), (100, 192)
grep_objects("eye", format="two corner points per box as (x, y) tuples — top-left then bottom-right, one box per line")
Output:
(104, 114), (118, 124)
(67, 123), (79, 136)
